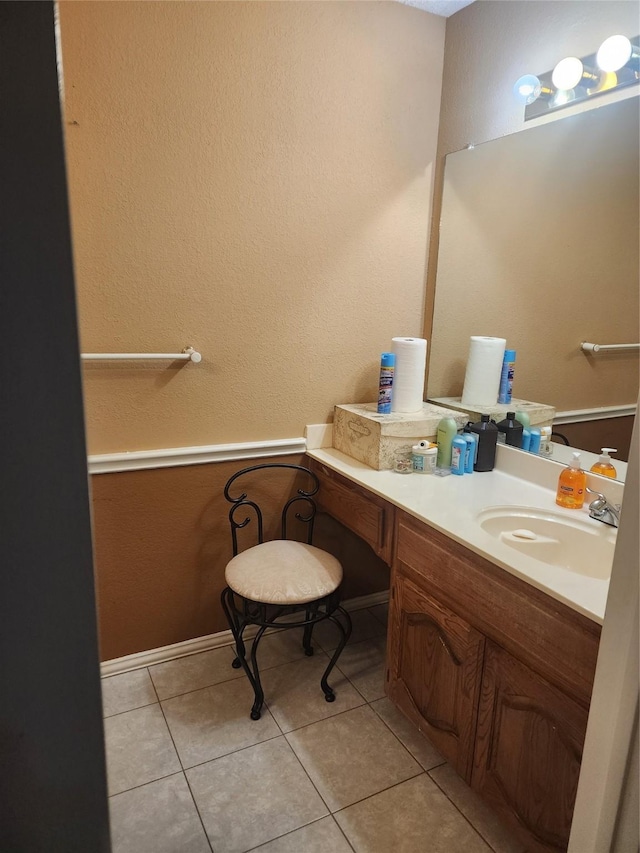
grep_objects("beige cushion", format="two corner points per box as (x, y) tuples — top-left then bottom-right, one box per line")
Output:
(225, 540), (343, 605)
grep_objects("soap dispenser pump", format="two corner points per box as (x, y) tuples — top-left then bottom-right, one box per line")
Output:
(556, 452), (586, 509)
(590, 448), (618, 479)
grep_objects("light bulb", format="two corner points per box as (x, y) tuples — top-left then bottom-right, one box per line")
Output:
(552, 57), (584, 90)
(513, 74), (542, 105)
(549, 88), (576, 109)
(597, 35), (633, 72)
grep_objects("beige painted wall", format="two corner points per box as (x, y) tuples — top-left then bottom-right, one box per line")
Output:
(57, 1), (442, 658)
(59, 0), (445, 455)
(425, 0), (640, 412)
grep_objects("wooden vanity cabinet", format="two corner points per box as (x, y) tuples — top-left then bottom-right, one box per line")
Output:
(308, 459), (395, 565)
(473, 642), (588, 853)
(386, 571), (485, 781)
(387, 510), (601, 853)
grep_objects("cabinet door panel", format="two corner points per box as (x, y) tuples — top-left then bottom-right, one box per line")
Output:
(309, 459), (394, 564)
(472, 642), (588, 853)
(387, 571), (484, 781)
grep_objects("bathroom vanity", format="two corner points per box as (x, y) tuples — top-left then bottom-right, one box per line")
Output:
(307, 447), (615, 853)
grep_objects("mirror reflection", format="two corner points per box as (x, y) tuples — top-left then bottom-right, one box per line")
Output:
(428, 96), (639, 483)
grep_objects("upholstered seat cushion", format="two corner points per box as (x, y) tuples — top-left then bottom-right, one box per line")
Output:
(225, 540), (343, 605)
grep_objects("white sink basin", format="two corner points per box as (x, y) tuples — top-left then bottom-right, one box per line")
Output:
(477, 506), (617, 579)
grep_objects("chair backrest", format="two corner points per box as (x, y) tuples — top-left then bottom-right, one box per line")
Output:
(223, 463), (320, 556)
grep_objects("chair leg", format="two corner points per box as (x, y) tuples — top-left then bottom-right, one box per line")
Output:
(302, 607), (315, 657)
(320, 606), (352, 703)
(221, 587), (268, 721)
(248, 625), (268, 720)
(220, 587), (245, 669)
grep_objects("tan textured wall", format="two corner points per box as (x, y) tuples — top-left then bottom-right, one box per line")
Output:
(58, 0), (446, 455)
(58, 2), (435, 659)
(91, 456), (390, 661)
(424, 0), (640, 412)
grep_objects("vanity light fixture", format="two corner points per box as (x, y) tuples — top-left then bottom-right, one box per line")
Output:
(551, 57), (599, 90)
(596, 35), (640, 72)
(515, 35), (639, 120)
(513, 74), (552, 105)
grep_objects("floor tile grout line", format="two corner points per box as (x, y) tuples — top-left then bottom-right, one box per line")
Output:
(333, 662), (383, 705)
(108, 769), (186, 800)
(283, 701), (424, 815)
(280, 695), (371, 737)
(280, 730), (335, 819)
(369, 699), (447, 774)
(103, 698), (158, 719)
(427, 768), (499, 852)
(262, 697), (285, 736)
(179, 732), (285, 775)
(366, 605), (389, 628)
(181, 771), (215, 853)
(148, 669), (215, 853)
(334, 817), (358, 853)
(331, 766), (426, 817)
(243, 815), (357, 853)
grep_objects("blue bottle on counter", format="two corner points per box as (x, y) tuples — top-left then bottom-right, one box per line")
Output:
(450, 435), (467, 475)
(464, 433), (477, 473)
(521, 428), (531, 451)
(498, 349), (516, 405)
(529, 428), (541, 454)
(377, 352), (395, 414)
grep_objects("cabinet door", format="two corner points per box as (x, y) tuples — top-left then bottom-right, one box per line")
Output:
(472, 642), (589, 853)
(387, 571), (485, 781)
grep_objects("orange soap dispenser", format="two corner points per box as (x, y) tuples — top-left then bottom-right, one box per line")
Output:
(590, 448), (618, 479)
(556, 452), (586, 509)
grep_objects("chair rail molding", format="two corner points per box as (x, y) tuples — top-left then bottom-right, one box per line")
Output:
(88, 437), (307, 474)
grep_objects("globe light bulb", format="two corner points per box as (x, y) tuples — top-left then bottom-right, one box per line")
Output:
(549, 88), (576, 109)
(597, 35), (633, 72)
(513, 74), (542, 105)
(552, 57), (584, 90)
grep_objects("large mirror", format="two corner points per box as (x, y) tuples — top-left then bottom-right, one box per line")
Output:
(428, 96), (639, 483)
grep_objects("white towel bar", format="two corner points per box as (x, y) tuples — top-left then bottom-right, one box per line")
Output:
(81, 346), (202, 363)
(580, 342), (640, 353)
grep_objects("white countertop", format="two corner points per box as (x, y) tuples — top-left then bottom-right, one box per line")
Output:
(307, 445), (620, 625)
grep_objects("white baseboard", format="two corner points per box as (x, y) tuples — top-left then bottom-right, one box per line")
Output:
(100, 590), (389, 678)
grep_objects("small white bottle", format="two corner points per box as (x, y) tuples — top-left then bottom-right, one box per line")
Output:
(412, 441), (437, 474)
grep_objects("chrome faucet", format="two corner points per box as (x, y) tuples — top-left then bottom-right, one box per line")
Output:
(586, 488), (621, 528)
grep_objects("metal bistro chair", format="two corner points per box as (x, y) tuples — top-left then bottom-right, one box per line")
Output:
(220, 463), (352, 720)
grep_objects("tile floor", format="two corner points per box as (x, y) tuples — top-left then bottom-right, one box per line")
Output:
(102, 604), (524, 853)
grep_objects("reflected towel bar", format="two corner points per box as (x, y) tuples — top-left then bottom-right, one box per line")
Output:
(581, 342), (640, 353)
(81, 346), (202, 363)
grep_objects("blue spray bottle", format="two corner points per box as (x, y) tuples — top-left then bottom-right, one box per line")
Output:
(377, 353), (395, 414)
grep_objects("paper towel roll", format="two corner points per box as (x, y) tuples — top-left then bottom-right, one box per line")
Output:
(461, 336), (506, 407)
(391, 337), (428, 413)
